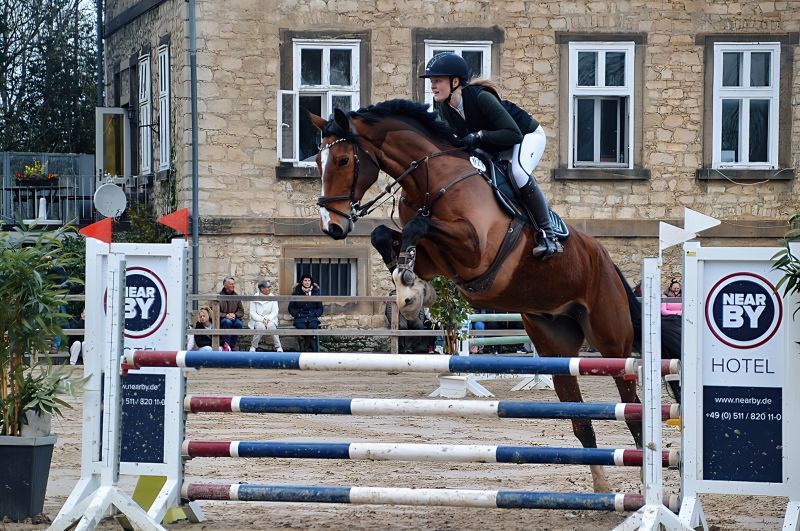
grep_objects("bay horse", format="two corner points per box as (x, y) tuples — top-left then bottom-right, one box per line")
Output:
(309, 100), (681, 493)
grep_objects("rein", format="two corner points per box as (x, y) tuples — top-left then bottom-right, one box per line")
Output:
(316, 137), (470, 222)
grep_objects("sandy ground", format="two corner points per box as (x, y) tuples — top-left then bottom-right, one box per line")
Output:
(3, 366), (790, 531)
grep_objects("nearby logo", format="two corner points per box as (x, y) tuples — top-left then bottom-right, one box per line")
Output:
(105, 267), (168, 339)
(705, 272), (782, 349)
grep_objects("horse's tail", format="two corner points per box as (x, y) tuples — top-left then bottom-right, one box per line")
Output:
(613, 265), (682, 359)
(613, 265), (643, 354)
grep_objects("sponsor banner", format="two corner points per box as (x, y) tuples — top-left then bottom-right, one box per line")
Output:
(702, 262), (784, 388)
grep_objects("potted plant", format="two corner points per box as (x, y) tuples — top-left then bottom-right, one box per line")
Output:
(14, 158), (59, 187)
(0, 221), (80, 521)
(429, 276), (473, 354)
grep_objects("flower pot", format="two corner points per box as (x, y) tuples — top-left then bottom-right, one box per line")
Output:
(20, 411), (52, 438)
(14, 178), (59, 187)
(0, 435), (57, 521)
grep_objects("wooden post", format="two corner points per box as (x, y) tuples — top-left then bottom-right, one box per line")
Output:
(390, 301), (399, 354)
(211, 301), (220, 351)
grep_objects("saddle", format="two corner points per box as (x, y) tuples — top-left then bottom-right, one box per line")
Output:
(471, 151), (570, 240)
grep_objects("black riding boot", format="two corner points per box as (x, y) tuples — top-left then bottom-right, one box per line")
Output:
(518, 179), (563, 260)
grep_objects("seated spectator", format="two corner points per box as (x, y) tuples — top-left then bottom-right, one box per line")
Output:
(288, 275), (323, 352)
(68, 308), (85, 365)
(484, 312), (526, 354)
(385, 289), (426, 353)
(661, 278), (682, 317)
(219, 276), (244, 350)
(469, 307), (488, 354)
(187, 308), (215, 351)
(249, 280), (282, 352)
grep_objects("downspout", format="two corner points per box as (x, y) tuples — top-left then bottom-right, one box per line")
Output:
(96, 0), (103, 106)
(189, 0), (199, 308)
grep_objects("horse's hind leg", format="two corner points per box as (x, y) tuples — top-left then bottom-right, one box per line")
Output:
(370, 225), (402, 273)
(521, 314), (612, 494)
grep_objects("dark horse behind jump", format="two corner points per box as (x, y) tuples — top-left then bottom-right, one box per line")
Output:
(309, 100), (681, 493)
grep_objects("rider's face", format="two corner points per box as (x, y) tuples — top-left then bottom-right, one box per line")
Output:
(429, 76), (451, 102)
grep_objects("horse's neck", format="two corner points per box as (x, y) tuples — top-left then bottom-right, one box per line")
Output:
(383, 145), (471, 205)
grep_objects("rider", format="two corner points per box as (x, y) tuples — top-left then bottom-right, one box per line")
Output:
(420, 52), (562, 259)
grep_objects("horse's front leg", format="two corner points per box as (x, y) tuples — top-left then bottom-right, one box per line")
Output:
(370, 225), (402, 274)
(391, 217), (443, 319)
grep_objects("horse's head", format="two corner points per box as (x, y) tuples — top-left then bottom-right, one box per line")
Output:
(311, 108), (381, 240)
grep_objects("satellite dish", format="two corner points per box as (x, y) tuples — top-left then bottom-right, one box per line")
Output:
(94, 183), (127, 218)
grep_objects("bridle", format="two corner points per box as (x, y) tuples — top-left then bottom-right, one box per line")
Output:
(316, 134), (469, 223)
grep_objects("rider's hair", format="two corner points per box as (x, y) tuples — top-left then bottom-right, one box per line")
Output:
(467, 78), (503, 99)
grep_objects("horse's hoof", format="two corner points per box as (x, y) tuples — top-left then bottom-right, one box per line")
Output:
(401, 269), (415, 286)
(589, 465), (612, 493)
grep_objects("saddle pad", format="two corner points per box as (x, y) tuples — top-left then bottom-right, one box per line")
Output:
(485, 158), (570, 240)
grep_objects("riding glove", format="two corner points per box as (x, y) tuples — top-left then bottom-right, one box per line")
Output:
(461, 132), (481, 149)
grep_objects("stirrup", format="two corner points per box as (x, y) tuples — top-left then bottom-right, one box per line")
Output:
(532, 231), (563, 260)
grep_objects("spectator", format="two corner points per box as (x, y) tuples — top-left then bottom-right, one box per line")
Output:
(219, 276), (244, 350)
(661, 278), (682, 317)
(469, 307), (488, 354)
(249, 280), (282, 352)
(68, 308), (85, 365)
(385, 290), (426, 353)
(187, 308), (215, 351)
(288, 275), (323, 352)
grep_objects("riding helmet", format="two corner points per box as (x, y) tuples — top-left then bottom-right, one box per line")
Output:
(420, 52), (470, 84)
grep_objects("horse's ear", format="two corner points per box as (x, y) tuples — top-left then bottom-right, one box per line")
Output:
(308, 112), (327, 131)
(333, 108), (353, 133)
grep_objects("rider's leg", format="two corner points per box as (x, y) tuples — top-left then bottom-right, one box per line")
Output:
(511, 126), (562, 259)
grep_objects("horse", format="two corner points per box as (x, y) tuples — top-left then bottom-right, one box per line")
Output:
(309, 100), (681, 493)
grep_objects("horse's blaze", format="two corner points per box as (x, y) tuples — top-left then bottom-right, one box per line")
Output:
(392, 269), (437, 320)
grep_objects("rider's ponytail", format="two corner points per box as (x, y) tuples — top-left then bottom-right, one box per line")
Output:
(468, 78), (503, 99)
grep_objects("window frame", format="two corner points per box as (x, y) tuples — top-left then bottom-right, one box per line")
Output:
(568, 41), (635, 170)
(711, 42), (780, 170)
(422, 40), (492, 108)
(277, 39), (361, 166)
(294, 257), (357, 296)
(157, 45), (170, 172)
(138, 55), (152, 175)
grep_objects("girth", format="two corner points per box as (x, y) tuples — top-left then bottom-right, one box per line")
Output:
(440, 217), (525, 295)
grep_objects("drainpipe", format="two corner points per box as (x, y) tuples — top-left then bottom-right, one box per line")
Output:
(96, 0), (103, 106)
(189, 0), (199, 308)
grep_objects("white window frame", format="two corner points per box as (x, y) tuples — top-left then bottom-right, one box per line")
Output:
(277, 39), (360, 166)
(157, 45), (170, 172)
(423, 41), (492, 109)
(568, 41), (635, 169)
(138, 55), (152, 175)
(711, 42), (780, 170)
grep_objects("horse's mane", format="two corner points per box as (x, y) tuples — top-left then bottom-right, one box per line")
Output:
(320, 99), (463, 147)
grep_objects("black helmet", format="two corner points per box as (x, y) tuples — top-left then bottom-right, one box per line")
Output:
(420, 52), (470, 84)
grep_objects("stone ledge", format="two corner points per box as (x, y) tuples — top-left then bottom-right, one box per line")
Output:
(275, 165), (320, 179)
(696, 168), (795, 181)
(553, 168), (651, 180)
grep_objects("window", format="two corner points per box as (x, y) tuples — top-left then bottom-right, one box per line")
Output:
(295, 258), (356, 296)
(157, 45), (170, 172)
(712, 43), (779, 169)
(138, 55), (152, 174)
(568, 42), (635, 169)
(422, 41), (492, 108)
(278, 39), (360, 165)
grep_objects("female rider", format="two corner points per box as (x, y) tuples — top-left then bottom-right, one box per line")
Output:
(420, 52), (562, 259)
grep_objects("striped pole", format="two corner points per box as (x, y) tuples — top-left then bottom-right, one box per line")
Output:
(182, 483), (681, 513)
(127, 351), (679, 377)
(185, 396), (681, 422)
(182, 441), (680, 468)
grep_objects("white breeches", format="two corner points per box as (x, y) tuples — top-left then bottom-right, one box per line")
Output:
(510, 125), (547, 188)
(69, 341), (83, 364)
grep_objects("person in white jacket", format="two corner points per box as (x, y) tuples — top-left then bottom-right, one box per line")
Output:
(249, 280), (282, 352)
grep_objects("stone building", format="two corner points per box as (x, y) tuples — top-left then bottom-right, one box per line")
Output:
(102, 0), (798, 326)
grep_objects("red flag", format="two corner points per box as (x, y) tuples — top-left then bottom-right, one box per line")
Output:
(158, 208), (189, 240)
(80, 218), (113, 250)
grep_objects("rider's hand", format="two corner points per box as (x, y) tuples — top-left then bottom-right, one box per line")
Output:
(462, 132), (481, 149)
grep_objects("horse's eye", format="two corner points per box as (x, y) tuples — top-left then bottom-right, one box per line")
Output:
(338, 158), (349, 167)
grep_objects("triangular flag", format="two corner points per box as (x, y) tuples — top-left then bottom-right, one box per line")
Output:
(684, 208), (721, 234)
(158, 208), (189, 240)
(80, 218), (113, 250)
(659, 222), (697, 252)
